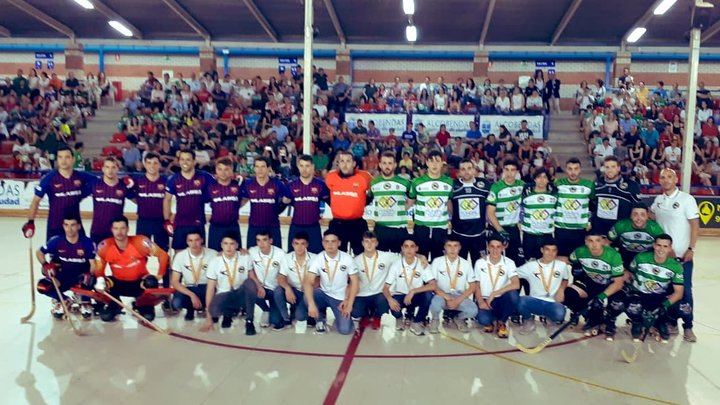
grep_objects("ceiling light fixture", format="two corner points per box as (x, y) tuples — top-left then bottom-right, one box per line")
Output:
(406, 25), (417, 42)
(72, 0), (94, 9)
(108, 20), (133, 37)
(403, 0), (415, 15)
(653, 0), (677, 15)
(626, 27), (647, 43)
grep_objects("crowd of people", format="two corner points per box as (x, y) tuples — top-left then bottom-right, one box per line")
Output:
(578, 68), (719, 192)
(0, 68), (112, 172)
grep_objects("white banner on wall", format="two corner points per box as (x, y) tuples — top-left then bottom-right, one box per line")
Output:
(345, 113), (406, 135)
(479, 115), (544, 139)
(411, 114), (475, 137)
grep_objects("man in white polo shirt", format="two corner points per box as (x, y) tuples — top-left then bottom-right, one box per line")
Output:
(383, 237), (435, 335)
(200, 233), (257, 335)
(170, 229), (217, 321)
(305, 230), (360, 335)
(352, 231), (398, 329)
(474, 233), (520, 339)
(516, 238), (570, 335)
(427, 236), (478, 334)
(248, 230), (288, 331)
(650, 168), (700, 342)
(274, 232), (316, 327)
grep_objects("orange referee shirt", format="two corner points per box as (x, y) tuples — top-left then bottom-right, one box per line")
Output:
(325, 169), (371, 220)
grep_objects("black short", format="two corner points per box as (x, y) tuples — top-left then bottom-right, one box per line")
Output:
(571, 273), (610, 298)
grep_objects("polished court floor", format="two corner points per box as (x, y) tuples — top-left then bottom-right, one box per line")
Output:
(1, 218), (719, 405)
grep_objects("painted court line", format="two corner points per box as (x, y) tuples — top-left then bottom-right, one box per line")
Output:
(322, 325), (366, 405)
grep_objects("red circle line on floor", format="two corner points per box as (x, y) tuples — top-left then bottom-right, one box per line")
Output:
(167, 330), (596, 359)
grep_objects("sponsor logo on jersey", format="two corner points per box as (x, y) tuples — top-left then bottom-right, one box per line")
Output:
(554, 270), (561, 277)
(599, 199), (617, 210)
(431, 183), (439, 190)
(457, 271), (464, 277)
(620, 182), (627, 190)
(74, 179), (81, 186)
(378, 263), (385, 269)
(77, 249), (84, 256)
(96, 189), (104, 194)
(563, 199), (581, 210)
(672, 202), (679, 209)
(194, 179), (201, 186)
(239, 266), (246, 272)
(158, 184), (165, 191)
(570, 186), (577, 192)
(311, 187), (318, 194)
(272, 261), (280, 268)
(538, 196), (545, 203)
(460, 199), (478, 211)
(340, 265), (347, 271)
(531, 210), (550, 220)
(377, 196), (397, 208)
(414, 272), (421, 278)
(116, 189), (124, 197)
(497, 269), (504, 276)
(231, 186), (238, 193)
(652, 267), (660, 274)
(426, 197), (444, 209)
(268, 188), (275, 195)
(383, 182), (391, 190)
(212, 189), (219, 195)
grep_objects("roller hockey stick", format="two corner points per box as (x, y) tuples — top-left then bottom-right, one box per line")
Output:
(515, 317), (577, 354)
(50, 277), (86, 336)
(20, 239), (36, 323)
(99, 290), (169, 334)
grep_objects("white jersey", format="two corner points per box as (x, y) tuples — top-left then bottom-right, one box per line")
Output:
(280, 251), (316, 290)
(386, 257), (432, 295)
(354, 250), (398, 297)
(474, 256), (518, 298)
(429, 256), (475, 294)
(171, 247), (218, 286)
(516, 259), (569, 302)
(651, 188), (699, 257)
(206, 253), (252, 294)
(308, 251), (358, 301)
(248, 246), (287, 290)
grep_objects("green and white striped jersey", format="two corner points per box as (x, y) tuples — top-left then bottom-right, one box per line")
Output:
(409, 174), (453, 228)
(554, 178), (595, 230)
(521, 188), (558, 235)
(369, 175), (411, 228)
(607, 218), (665, 254)
(569, 246), (624, 285)
(487, 179), (524, 226)
(628, 252), (684, 295)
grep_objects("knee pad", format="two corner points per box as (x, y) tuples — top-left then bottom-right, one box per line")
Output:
(142, 275), (159, 289)
(36, 279), (51, 295)
(679, 302), (693, 316)
(626, 301), (642, 319)
(607, 297), (625, 316)
(563, 288), (584, 311)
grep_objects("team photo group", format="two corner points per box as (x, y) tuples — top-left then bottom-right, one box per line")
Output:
(24, 142), (700, 349)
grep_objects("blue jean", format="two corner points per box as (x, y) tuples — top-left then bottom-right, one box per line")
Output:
(476, 290), (520, 326)
(246, 226), (282, 249)
(351, 293), (389, 319)
(288, 224), (323, 254)
(517, 296), (566, 323)
(309, 289), (354, 335)
(391, 292), (432, 323)
(208, 223), (241, 251)
(430, 293), (478, 320)
(677, 260), (694, 329)
(171, 284), (207, 311)
(273, 286), (308, 322)
(254, 287), (284, 328)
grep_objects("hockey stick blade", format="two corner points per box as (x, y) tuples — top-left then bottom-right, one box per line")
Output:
(515, 317), (576, 354)
(50, 277), (86, 336)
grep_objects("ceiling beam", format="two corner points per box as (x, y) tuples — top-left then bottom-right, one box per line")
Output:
(6, 0), (75, 39)
(701, 19), (720, 42)
(0, 24), (10, 37)
(550, 0), (583, 45)
(160, 0), (211, 43)
(241, 0), (279, 42)
(323, 0), (346, 46)
(620, 0), (667, 47)
(478, 0), (496, 46)
(92, 0), (143, 39)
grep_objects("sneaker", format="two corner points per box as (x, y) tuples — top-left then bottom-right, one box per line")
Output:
(245, 320), (257, 336)
(569, 313), (580, 328)
(80, 303), (93, 319)
(483, 324), (495, 333)
(683, 328), (697, 343)
(428, 318), (440, 334)
(510, 315), (521, 325)
(307, 317), (317, 327)
(395, 317), (406, 331)
(631, 322), (643, 340)
(409, 322), (425, 336)
(315, 320), (327, 334)
(519, 319), (536, 335)
(221, 316), (232, 328)
(260, 312), (270, 328)
(51, 300), (65, 319)
(272, 322), (287, 331)
(667, 322), (679, 335)
(656, 322), (670, 343)
(454, 318), (469, 333)
(184, 309), (195, 321)
(497, 322), (509, 338)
